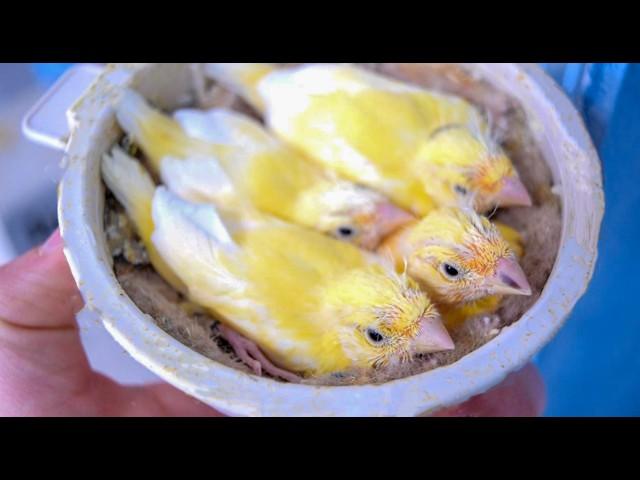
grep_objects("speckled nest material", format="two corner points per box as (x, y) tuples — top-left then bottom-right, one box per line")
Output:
(104, 63), (562, 386)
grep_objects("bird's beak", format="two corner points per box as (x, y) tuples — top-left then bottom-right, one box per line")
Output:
(413, 315), (455, 354)
(493, 176), (533, 207)
(374, 202), (415, 238)
(487, 257), (532, 296)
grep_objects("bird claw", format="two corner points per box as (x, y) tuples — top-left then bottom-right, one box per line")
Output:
(217, 324), (301, 383)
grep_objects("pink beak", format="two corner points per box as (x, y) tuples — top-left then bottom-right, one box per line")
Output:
(489, 257), (532, 296)
(494, 176), (533, 207)
(412, 315), (455, 354)
(374, 202), (415, 238)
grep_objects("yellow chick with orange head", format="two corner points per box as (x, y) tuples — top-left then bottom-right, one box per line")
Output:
(115, 89), (412, 250)
(101, 146), (454, 381)
(205, 63), (532, 215)
(379, 206), (530, 328)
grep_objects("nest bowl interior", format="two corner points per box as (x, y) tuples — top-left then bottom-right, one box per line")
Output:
(101, 63), (562, 387)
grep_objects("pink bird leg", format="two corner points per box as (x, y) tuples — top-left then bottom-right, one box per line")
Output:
(217, 324), (301, 383)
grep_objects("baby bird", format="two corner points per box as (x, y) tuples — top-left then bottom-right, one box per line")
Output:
(114, 89), (412, 249)
(102, 146), (454, 380)
(205, 63), (532, 215)
(378, 206), (531, 327)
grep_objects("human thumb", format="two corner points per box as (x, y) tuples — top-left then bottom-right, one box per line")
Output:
(0, 230), (84, 330)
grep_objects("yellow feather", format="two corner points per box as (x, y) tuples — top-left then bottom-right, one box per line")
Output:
(101, 146), (186, 292)
(102, 150), (447, 376)
(150, 190), (441, 376)
(494, 221), (525, 258)
(115, 90), (228, 176)
(379, 206), (529, 328)
(206, 63), (524, 215)
(116, 90), (411, 249)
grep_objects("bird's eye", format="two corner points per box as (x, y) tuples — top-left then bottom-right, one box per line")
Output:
(366, 328), (385, 345)
(454, 184), (468, 196)
(337, 226), (356, 238)
(442, 263), (460, 279)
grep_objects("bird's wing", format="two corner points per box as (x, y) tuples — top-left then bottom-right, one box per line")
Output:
(239, 222), (378, 320)
(172, 108), (292, 195)
(257, 66), (439, 215)
(159, 154), (236, 205)
(258, 67), (389, 185)
(174, 108), (278, 153)
(115, 89), (228, 175)
(150, 187), (251, 306)
(175, 107), (342, 228)
(153, 187), (338, 370)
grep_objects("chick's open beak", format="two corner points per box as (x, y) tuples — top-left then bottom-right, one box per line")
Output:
(489, 257), (532, 296)
(374, 202), (415, 238)
(413, 315), (455, 354)
(494, 176), (533, 207)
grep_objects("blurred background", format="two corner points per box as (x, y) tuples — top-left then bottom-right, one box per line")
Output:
(0, 63), (637, 415)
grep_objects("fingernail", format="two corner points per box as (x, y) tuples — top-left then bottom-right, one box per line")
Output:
(38, 229), (63, 257)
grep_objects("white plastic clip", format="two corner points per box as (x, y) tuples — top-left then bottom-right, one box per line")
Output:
(22, 64), (104, 151)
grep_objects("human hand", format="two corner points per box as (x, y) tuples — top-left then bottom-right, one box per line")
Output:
(0, 229), (221, 416)
(0, 229), (545, 417)
(432, 363), (546, 416)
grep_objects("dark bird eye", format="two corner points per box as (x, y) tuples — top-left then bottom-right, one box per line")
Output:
(366, 328), (385, 344)
(454, 184), (468, 195)
(337, 226), (355, 238)
(443, 263), (460, 278)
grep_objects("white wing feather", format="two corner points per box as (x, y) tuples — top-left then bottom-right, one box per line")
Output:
(159, 155), (235, 205)
(151, 187), (244, 299)
(151, 187), (273, 338)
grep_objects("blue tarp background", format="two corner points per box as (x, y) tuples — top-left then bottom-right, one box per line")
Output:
(535, 64), (639, 416)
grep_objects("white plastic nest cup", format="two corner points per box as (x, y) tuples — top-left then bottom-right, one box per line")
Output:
(56, 63), (604, 416)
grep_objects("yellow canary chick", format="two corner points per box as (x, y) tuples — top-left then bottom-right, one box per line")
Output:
(115, 89), (412, 250)
(101, 146), (454, 380)
(205, 63), (532, 215)
(378, 207), (531, 328)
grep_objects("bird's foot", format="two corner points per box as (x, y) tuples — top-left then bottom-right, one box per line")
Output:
(217, 324), (301, 383)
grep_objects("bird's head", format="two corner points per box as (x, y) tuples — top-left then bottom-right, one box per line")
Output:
(299, 182), (414, 250)
(401, 207), (532, 305)
(415, 124), (532, 212)
(322, 266), (454, 370)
